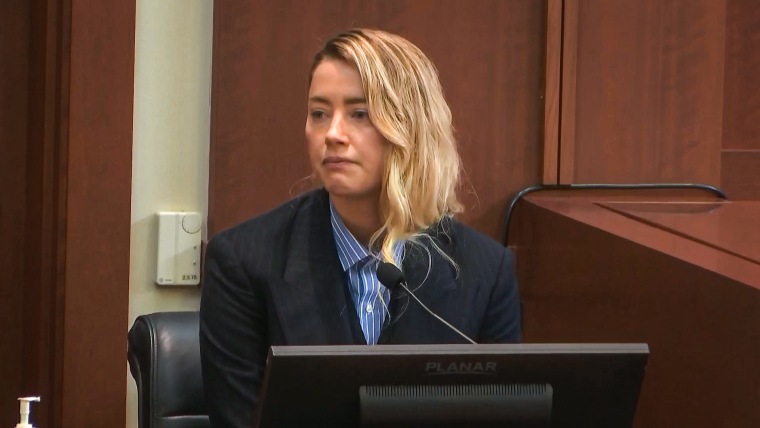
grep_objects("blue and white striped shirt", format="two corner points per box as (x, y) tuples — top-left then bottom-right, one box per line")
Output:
(329, 203), (402, 345)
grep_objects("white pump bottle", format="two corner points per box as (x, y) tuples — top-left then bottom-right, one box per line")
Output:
(15, 397), (40, 428)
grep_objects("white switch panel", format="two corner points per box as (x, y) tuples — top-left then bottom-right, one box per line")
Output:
(156, 211), (202, 286)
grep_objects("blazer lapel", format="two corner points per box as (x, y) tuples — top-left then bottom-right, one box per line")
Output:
(270, 190), (364, 345)
(379, 219), (460, 343)
(402, 219), (460, 304)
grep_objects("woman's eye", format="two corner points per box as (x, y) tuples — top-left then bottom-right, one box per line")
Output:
(310, 110), (326, 120)
(352, 110), (369, 120)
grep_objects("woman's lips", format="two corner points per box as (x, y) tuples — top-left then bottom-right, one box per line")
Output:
(323, 156), (354, 166)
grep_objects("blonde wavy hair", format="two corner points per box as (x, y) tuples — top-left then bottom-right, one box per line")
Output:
(310, 28), (463, 265)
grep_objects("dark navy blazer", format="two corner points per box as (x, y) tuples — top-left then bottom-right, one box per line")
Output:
(199, 188), (521, 427)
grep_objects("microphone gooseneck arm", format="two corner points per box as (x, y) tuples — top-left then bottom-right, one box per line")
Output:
(377, 262), (477, 345)
(397, 282), (477, 345)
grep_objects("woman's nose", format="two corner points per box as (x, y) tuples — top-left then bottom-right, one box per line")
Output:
(325, 114), (348, 144)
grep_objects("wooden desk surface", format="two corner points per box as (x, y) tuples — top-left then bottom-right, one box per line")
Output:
(524, 195), (760, 289)
(513, 193), (760, 427)
(600, 200), (760, 265)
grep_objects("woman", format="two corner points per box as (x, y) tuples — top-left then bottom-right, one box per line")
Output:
(200, 28), (521, 427)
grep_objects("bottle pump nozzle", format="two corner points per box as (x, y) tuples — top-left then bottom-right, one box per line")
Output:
(16, 397), (40, 428)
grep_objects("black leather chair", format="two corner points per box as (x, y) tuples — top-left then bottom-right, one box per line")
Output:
(128, 311), (209, 428)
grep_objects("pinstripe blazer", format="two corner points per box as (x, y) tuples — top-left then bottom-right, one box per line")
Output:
(199, 188), (521, 427)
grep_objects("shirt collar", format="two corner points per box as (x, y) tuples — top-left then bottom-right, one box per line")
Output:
(330, 202), (372, 272)
(329, 200), (406, 272)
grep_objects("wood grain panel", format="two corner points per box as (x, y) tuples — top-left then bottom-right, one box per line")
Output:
(722, 0), (760, 150)
(210, 0), (547, 239)
(721, 150), (760, 200)
(0, 0), (30, 425)
(514, 197), (760, 427)
(562, 0), (726, 185)
(61, 0), (135, 425)
(542, 0), (562, 184)
(599, 201), (760, 265)
(17, 0), (135, 425)
(558, 0), (578, 184)
(20, 1), (69, 425)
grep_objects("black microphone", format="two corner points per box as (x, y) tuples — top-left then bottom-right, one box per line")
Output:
(377, 262), (476, 344)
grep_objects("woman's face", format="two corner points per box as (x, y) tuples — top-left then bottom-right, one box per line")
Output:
(305, 59), (387, 205)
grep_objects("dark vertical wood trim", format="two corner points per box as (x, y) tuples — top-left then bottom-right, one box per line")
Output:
(22, 0), (70, 426)
(21, 0), (133, 425)
(558, 0), (578, 184)
(61, 0), (134, 425)
(52, 1), (71, 424)
(542, 0), (562, 184)
(0, 0), (32, 424)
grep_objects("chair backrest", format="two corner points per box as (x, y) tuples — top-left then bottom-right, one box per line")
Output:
(128, 311), (209, 428)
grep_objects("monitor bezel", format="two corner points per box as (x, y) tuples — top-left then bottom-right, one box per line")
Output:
(253, 343), (649, 428)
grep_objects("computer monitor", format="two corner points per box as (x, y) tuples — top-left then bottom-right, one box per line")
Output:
(253, 343), (649, 428)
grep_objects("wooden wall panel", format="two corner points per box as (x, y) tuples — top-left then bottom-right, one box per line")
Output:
(721, 0), (760, 200)
(0, 0), (135, 426)
(721, 151), (760, 200)
(514, 197), (760, 427)
(62, 0), (134, 425)
(542, 0), (562, 184)
(560, 0), (726, 185)
(558, 0), (578, 183)
(722, 0), (760, 151)
(210, 0), (548, 239)
(0, 0), (30, 425)
(20, 1), (68, 425)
